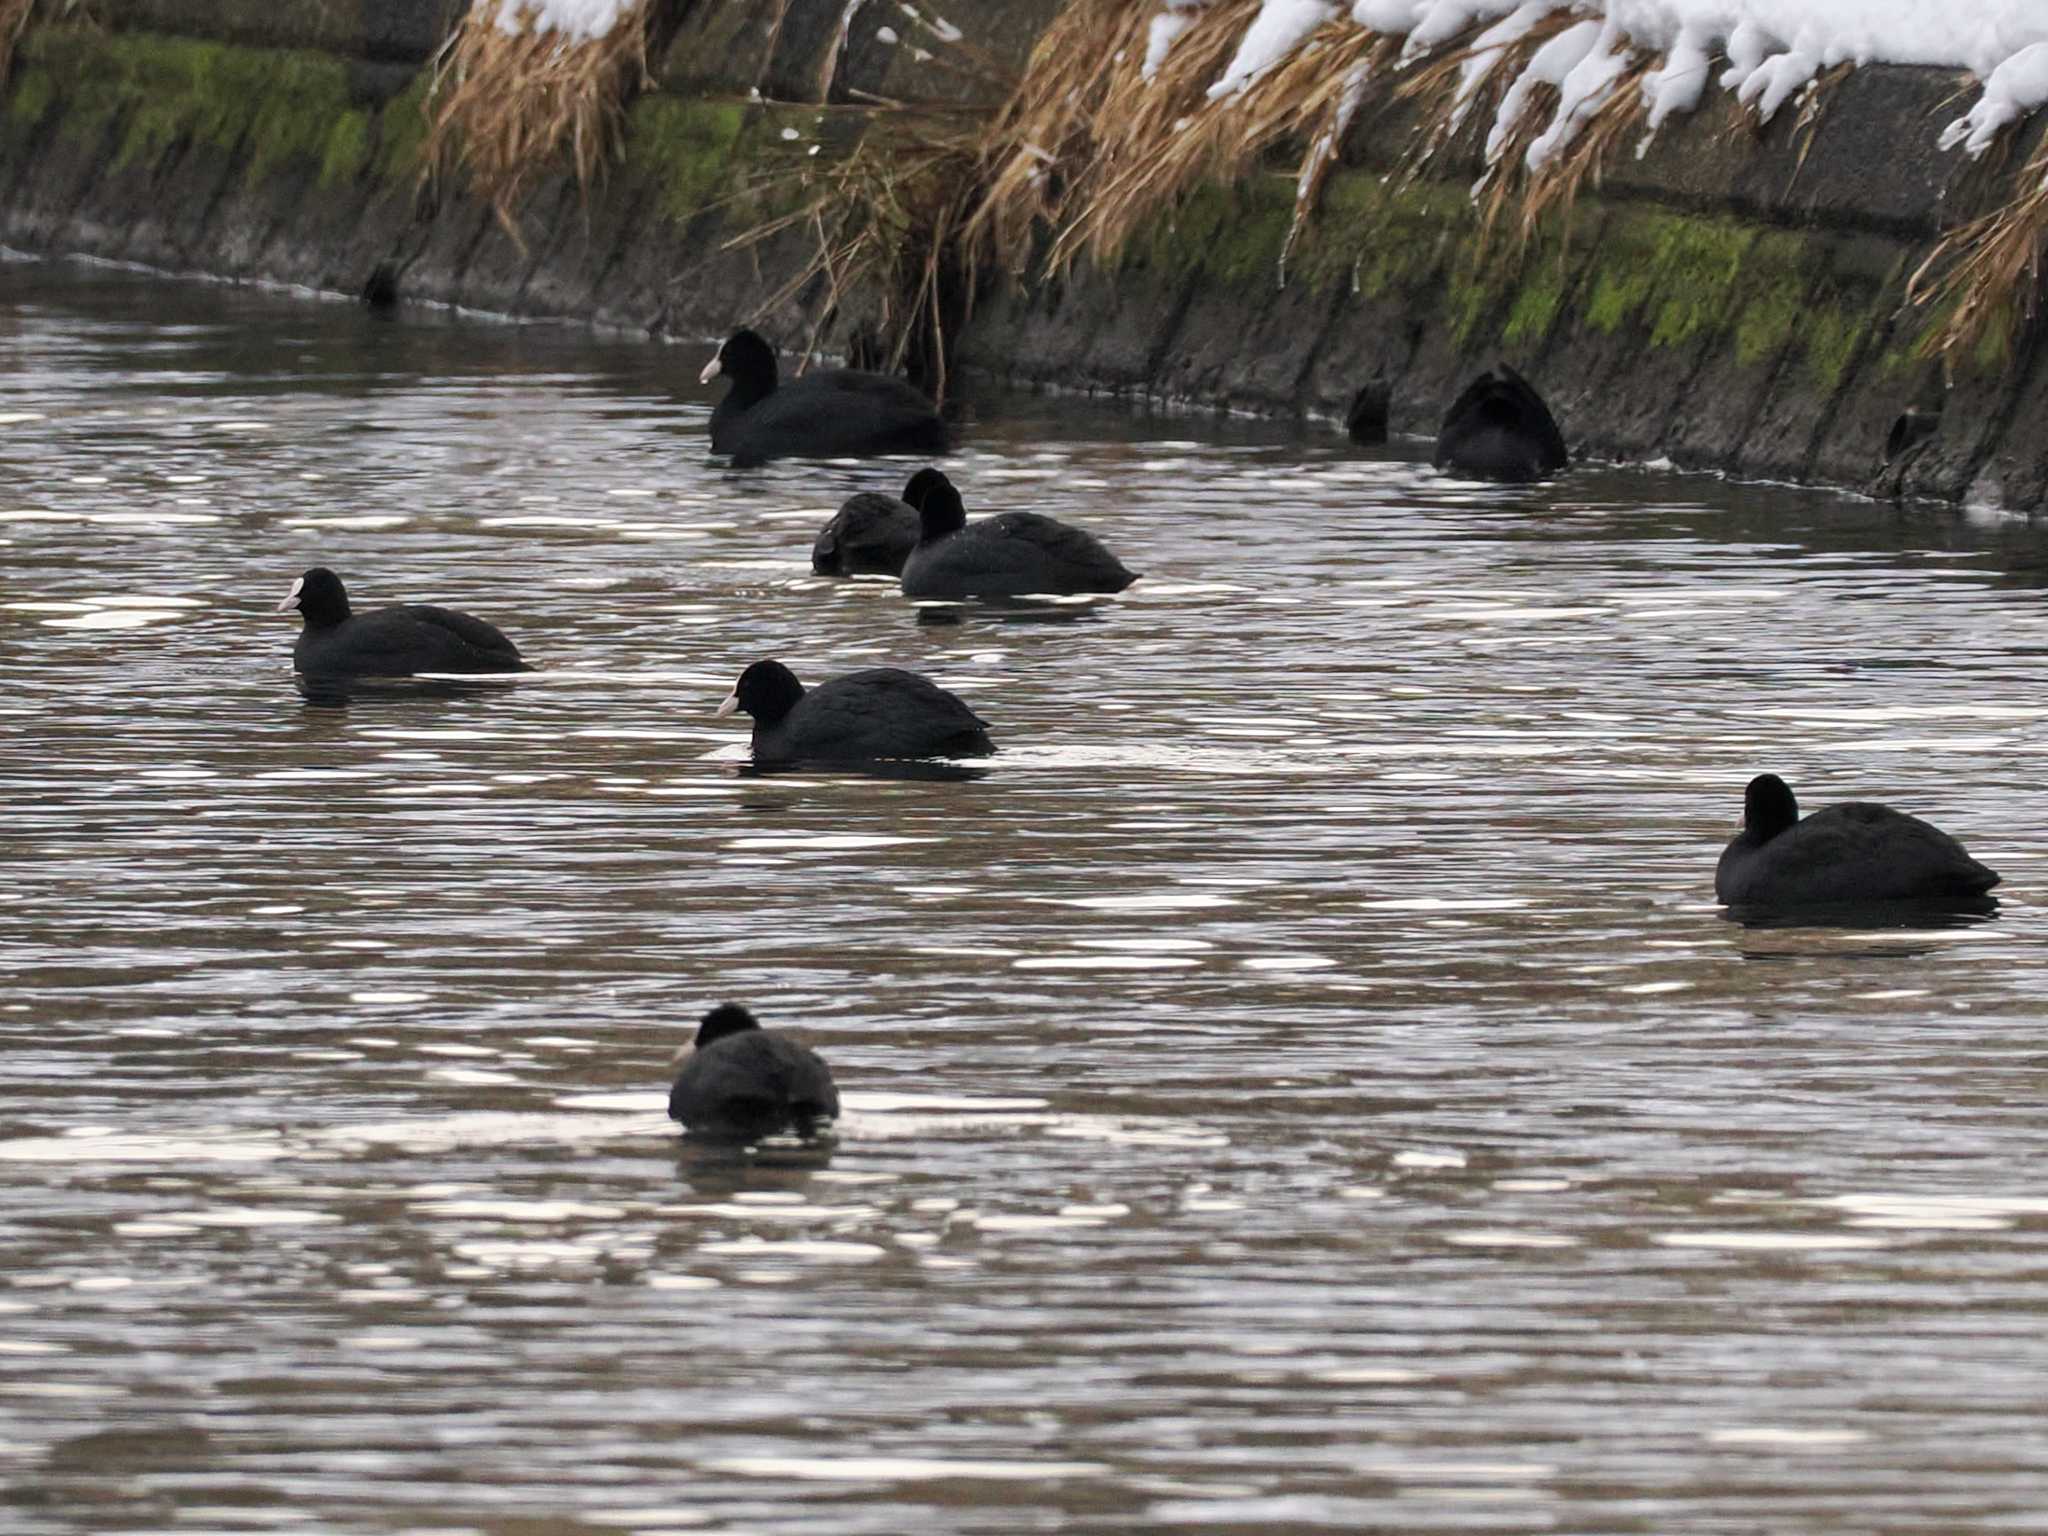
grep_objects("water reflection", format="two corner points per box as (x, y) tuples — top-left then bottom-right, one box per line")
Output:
(1722, 897), (2003, 931)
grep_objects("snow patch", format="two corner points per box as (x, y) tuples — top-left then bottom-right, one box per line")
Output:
(1209, 0), (1340, 98)
(1942, 41), (2048, 156)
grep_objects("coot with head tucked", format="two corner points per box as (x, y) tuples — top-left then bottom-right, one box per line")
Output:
(1434, 364), (1568, 482)
(812, 486), (920, 576)
(701, 329), (948, 466)
(1714, 773), (1999, 910)
(717, 658), (993, 765)
(669, 1003), (839, 1141)
(898, 469), (1136, 600)
(277, 567), (528, 678)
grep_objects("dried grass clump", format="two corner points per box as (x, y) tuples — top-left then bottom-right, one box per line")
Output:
(1051, 16), (1394, 274)
(1908, 129), (2048, 367)
(723, 115), (984, 404)
(1391, 12), (1647, 254)
(425, 1), (649, 241)
(1518, 59), (1651, 233)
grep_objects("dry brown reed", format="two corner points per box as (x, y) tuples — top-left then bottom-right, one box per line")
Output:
(720, 115), (984, 404)
(1908, 127), (2048, 367)
(425, 0), (649, 242)
(1518, 58), (1650, 235)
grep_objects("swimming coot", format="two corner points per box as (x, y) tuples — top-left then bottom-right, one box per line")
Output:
(716, 658), (993, 764)
(897, 469), (1137, 600)
(669, 1003), (839, 1141)
(1434, 364), (1568, 482)
(812, 488), (920, 576)
(700, 329), (948, 466)
(276, 567), (528, 678)
(1714, 773), (2000, 909)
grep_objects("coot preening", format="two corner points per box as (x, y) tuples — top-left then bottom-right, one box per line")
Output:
(716, 658), (993, 764)
(669, 1003), (839, 1141)
(276, 568), (528, 678)
(1714, 773), (2000, 910)
(1434, 364), (1568, 482)
(812, 488), (920, 576)
(700, 329), (948, 466)
(898, 469), (1136, 600)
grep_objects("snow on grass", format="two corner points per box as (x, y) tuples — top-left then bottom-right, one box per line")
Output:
(490, 0), (638, 41)
(1145, 0), (2048, 167)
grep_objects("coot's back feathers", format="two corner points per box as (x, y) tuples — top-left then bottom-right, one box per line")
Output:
(1434, 363), (1568, 482)
(702, 329), (947, 467)
(812, 490), (920, 576)
(898, 469), (1136, 600)
(718, 658), (993, 764)
(278, 567), (527, 679)
(668, 1003), (839, 1141)
(1714, 773), (1999, 909)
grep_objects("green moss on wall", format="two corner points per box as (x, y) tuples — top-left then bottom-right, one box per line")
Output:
(1646, 219), (1751, 348)
(1803, 304), (1861, 392)
(627, 95), (747, 222)
(319, 109), (371, 188)
(1731, 233), (1809, 366)
(11, 27), (430, 192)
(373, 73), (431, 184)
(1295, 170), (1468, 299)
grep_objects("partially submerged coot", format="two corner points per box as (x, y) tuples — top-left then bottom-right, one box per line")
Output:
(897, 469), (1136, 601)
(1714, 773), (1999, 911)
(716, 658), (994, 765)
(1434, 364), (1567, 482)
(701, 329), (948, 467)
(276, 568), (528, 678)
(669, 1003), (839, 1141)
(812, 486), (921, 577)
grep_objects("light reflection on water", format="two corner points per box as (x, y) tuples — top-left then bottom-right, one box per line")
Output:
(6, 260), (2048, 1533)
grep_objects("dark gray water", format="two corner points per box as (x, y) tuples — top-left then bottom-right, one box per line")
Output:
(6, 257), (2048, 1534)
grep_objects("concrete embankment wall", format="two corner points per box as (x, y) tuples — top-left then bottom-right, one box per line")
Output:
(4, 0), (2046, 509)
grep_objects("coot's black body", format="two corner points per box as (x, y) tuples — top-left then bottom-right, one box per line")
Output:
(701, 330), (948, 467)
(278, 568), (527, 678)
(1714, 773), (2000, 909)
(1347, 377), (1390, 445)
(717, 658), (993, 765)
(1433, 364), (1568, 482)
(897, 469), (1136, 600)
(812, 489), (920, 576)
(668, 1003), (839, 1141)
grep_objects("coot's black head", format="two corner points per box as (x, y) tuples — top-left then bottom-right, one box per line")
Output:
(696, 1002), (762, 1049)
(699, 329), (779, 404)
(717, 659), (806, 725)
(1742, 773), (1800, 841)
(277, 567), (351, 627)
(903, 468), (966, 539)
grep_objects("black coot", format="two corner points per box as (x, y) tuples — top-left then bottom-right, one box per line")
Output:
(277, 568), (528, 678)
(717, 658), (993, 764)
(812, 488), (920, 576)
(1714, 773), (2000, 909)
(1347, 376), (1390, 445)
(1434, 364), (1568, 481)
(897, 469), (1137, 600)
(668, 1003), (839, 1141)
(701, 329), (948, 466)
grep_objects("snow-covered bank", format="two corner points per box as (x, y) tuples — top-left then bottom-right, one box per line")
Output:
(1177, 0), (2048, 171)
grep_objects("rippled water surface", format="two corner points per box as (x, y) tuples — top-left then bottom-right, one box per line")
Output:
(8, 259), (2048, 1534)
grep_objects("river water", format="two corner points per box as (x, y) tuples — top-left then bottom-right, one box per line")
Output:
(5, 257), (2048, 1534)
